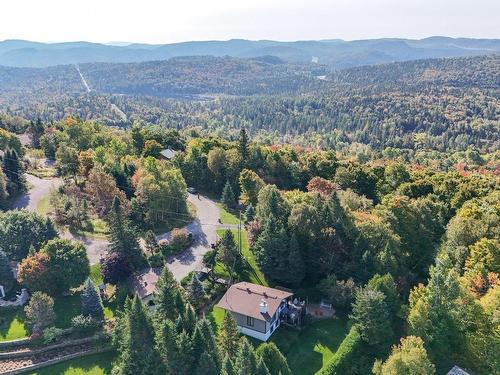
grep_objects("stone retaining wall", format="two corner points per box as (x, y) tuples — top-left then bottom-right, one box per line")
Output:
(3, 346), (114, 375)
(0, 334), (106, 359)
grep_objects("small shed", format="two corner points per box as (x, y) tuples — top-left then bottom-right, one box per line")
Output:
(160, 149), (177, 160)
(129, 268), (161, 307)
(447, 366), (471, 375)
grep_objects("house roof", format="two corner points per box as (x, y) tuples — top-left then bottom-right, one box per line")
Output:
(160, 149), (176, 159)
(447, 366), (471, 375)
(129, 268), (160, 299)
(217, 282), (293, 322)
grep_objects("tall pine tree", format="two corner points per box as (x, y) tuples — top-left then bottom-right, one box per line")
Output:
(113, 296), (163, 375)
(221, 181), (237, 209)
(107, 196), (144, 269)
(154, 266), (179, 320)
(218, 312), (241, 359)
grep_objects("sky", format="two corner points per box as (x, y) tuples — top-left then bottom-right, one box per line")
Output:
(0, 0), (499, 44)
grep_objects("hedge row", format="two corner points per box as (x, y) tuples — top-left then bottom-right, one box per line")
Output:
(318, 325), (366, 375)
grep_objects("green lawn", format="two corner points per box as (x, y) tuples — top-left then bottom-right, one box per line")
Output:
(1, 267), (118, 342)
(217, 203), (240, 225)
(27, 351), (116, 375)
(208, 304), (348, 375)
(270, 319), (348, 375)
(215, 229), (268, 286)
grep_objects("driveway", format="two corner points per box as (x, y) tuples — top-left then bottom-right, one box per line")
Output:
(13, 176), (235, 279)
(163, 193), (222, 281)
(13, 174), (62, 212)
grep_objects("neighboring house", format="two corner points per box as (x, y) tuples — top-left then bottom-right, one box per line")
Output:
(160, 149), (177, 160)
(217, 281), (294, 341)
(129, 268), (160, 307)
(447, 366), (471, 375)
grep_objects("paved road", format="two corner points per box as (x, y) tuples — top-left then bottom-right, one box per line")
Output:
(14, 174), (62, 212)
(13, 176), (237, 279)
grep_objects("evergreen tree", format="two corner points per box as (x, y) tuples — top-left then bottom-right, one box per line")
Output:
(253, 214), (289, 283)
(198, 318), (220, 365)
(256, 357), (271, 375)
(28, 118), (45, 148)
(155, 319), (177, 371)
(234, 337), (258, 375)
(0, 169), (9, 209)
(175, 315), (184, 334)
(186, 273), (206, 310)
(0, 250), (14, 294)
(144, 230), (159, 255)
(3, 149), (25, 195)
(350, 287), (393, 346)
(170, 330), (193, 375)
(183, 303), (197, 335)
(245, 203), (255, 223)
(196, 351), (218, 375)
(174, 289), (186, 316)
(284, 234), (305, 286)
(131, 124), (145, 155)
(114, 297), (163, 375)
(154, 266), (179, 320)
(221, 355), (236, 375)
(107, 197), (144, 269)
(256, 342), (291, 375)
(81, 278), (104, 322)
(238, 128), (249, 164)
(218, 312), (241, 359)
(217, 230), (243, 273)
(221, 181), (237, 209)
(191, 324), (207, 363)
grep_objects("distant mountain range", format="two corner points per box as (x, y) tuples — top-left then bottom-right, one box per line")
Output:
(0, 37), (498, 68)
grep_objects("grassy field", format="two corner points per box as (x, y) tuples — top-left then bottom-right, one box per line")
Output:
(217, 203), (241, 225)
(215, 229), (268, 286)
(27, 351), (116, 375)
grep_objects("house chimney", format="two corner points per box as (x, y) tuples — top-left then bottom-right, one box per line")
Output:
(260, 298), (268, 314)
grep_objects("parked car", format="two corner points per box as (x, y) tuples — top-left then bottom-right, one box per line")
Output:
(187, 187), (197, 194)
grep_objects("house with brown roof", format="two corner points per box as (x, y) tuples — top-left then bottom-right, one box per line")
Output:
(217, 281), (294, 341)
(129, 268), (161, 307)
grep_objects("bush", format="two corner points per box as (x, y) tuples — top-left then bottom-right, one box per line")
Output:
(42, 326), (64, 344)
(160, 228), (192, 256)
(318, 326), (367, 375)
(202, 249), (216, 268)
(148, 252), (164, 268)
(71, 314), (101, 336)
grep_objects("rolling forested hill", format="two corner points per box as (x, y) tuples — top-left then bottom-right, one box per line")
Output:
(0, 54), (498, 152)
(0, 37), (499, 68)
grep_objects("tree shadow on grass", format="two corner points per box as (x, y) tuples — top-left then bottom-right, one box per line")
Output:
(270, 319), (348, 375)
(0, 307), (28, 341)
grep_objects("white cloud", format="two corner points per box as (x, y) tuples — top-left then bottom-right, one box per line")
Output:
(0, 0), (498, 43)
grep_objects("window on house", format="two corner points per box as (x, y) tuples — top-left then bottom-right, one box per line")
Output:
(247, 316), (254, 327)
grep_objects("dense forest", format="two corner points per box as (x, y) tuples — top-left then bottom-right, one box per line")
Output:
(1, 55), (497, 153)
(0, 117), (498, 374)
